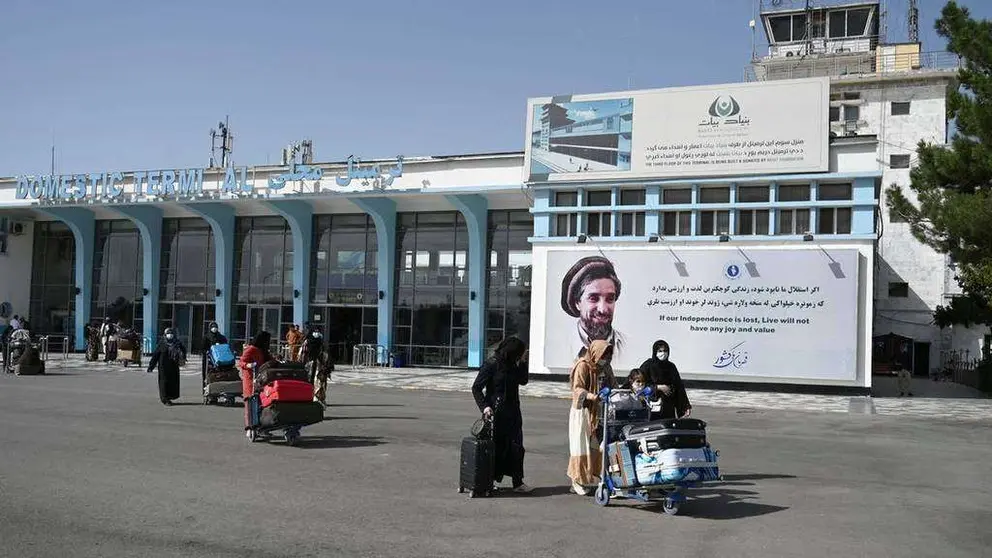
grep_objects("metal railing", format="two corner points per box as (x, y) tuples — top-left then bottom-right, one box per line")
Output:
(938, 350), (984, 389)
(37, 335), (70, 361)
(352, 344), (389, 368)
(745, 50), (961, 82)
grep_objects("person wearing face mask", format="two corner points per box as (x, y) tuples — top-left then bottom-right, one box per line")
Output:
(300, 327), (331, 406)
(639, 339), (691, 420)
(201, 321), (231, 379)
(566, 339), (617, 496)
(147, 327), (188, 406)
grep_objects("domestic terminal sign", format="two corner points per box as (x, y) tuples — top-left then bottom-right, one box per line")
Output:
(14, 157), (405, 203)
(524, 77), (830, 183)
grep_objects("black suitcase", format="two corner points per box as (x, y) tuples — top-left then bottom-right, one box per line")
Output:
(258, 401), (324, 428)
(624, 418), (707, 451)
(254, 361), (308, 392)
(459, 436), (495, 497)
(14, 362), (45, 376)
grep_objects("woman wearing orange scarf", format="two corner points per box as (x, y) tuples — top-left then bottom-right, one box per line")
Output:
(566, 339), (617, 495)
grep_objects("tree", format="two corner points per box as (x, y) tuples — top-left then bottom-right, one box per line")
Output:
(886, 2), (992, 329)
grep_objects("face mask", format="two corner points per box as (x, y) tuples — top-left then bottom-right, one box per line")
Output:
(632, 381), (644, 392)
(210, 327), (218, 333)
(597, 359), (608, 368)
(165, 334), (174, 340)
(312, 332), (320, 338)
(657, 351), (669, 361)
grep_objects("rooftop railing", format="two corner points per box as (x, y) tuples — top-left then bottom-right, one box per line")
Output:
(745, 50), (961, 82)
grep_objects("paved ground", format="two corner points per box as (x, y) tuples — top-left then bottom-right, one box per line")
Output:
(33, 355), (992, 422)
(2, 362), (991, 557)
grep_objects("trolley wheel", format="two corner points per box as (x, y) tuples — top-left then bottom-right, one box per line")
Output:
(594, 484), (611, 507)
(663, 498), (681, 516)
(284, 430), (300, 446)
(247, 429), (259, 443)
(458, 486), (465, 494)
(123, 361), (129, 368)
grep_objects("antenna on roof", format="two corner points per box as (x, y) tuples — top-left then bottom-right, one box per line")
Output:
(908, 0), (919, 43)
(282, 140), (314, 166)
(209, 116), (234, 168)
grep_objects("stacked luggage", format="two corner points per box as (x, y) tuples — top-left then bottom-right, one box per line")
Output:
(202, 343), (242, 406)
(245, 360), (323, 445)
(11, 341), (45, 376)
(595, 388), (721, 515)
(117, 329), (142, 367)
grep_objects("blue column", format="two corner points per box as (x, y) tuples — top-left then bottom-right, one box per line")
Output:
(37, 207), (95, 351)
(447, 194), (488, 368)
(645, 186), (660, 236)
(852, 176), (876, 234)
(112, 205), (162, 351)
(532, 189), (551, 237)
(265, 200), (313, 327)
(352, 198), (396, 364)
(183, 203), (235, 334)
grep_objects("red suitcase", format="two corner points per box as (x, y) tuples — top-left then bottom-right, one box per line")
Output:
(260, 379), (314, 407)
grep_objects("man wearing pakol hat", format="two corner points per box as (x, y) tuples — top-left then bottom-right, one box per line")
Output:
(560, 255), (626, 360)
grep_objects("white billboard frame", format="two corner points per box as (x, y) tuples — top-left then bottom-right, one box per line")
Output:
(524, 77), (830, 184)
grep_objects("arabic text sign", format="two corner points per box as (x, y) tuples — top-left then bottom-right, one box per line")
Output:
(542, 247), (860, 382)
(525, 77), (829, 182)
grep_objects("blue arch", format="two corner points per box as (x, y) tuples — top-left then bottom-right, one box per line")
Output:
(36, 207), (95, 351)
(183, 203), (235, 335)
(111, 205), (162, 350)
(446, 194), (488, 368)
(264, 200), (313, 327)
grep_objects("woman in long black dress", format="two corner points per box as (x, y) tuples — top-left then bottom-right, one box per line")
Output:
(471, 336), (532, 494)
(148, 328), (188, 406)
(639, 339), (692, 419)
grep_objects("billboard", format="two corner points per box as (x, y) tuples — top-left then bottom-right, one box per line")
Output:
(543, 247), (859, 382)
(525, 77), (830, 182)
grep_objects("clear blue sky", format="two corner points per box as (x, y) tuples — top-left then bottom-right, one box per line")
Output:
(1, 0), (988, 176)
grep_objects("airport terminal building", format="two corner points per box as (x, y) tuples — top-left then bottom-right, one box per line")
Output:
(0, 1), (977, 389)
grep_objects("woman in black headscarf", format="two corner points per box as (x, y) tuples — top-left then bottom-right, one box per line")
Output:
(201, 321), (230, 377)
(639, 339), (692, 419)
(471, 336), (532, 493)
(148, 327), (188, 406)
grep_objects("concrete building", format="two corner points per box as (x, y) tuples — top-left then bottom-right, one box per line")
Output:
(0, 0), (974, 392)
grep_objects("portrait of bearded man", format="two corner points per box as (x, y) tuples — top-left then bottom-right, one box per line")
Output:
(560, 255), (625, 360)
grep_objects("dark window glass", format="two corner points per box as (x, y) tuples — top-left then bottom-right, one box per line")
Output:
(890, 154), (911, 169)
(554, 191), (578, 207)
(770, 15), (792, 42)
(662, 189), (691, 204)
(817, 184), (852, 201)
(585, 190), (611, 207)
(699, 187), (730, 204)
(485, 210), (532, 348)
(846, 8), (870, 36)
(777, 185), (811, 202)
(619, 189), (645, 205)
(891, 101), (910, 116)
(888, 282), (909, 298)
(738, 186), (770, 202)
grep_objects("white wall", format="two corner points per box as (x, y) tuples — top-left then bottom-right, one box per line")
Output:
(529, 239), (875, 388)
(0, 220), (34, 327)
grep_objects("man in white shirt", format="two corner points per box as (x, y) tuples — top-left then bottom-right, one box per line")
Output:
(9, 315), (21, 331)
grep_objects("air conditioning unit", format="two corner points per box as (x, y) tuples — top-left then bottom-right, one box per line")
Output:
(9, 222), (25, 236)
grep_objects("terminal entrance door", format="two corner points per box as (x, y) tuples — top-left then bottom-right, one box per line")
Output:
(172, 304), (208, 355)
(247, 306), (284, 353)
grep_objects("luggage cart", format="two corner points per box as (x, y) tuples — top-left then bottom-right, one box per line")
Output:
(202, 344), (242, 406)
(243, 362), (323, 446)
(593, 387), (721, 515)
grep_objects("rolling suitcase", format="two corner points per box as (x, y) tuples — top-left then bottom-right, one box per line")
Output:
(258, 401), (324, 428)
(625, 418), (708, 453)
(260, 379), (314, 406)
(459, 435), (495, 498)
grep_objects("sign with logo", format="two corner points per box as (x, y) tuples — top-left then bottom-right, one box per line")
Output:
(541, 246), (860, 383)
(524, 77), (829, 182)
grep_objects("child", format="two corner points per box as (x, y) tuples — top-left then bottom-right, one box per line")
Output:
(625, 369), (648, 393)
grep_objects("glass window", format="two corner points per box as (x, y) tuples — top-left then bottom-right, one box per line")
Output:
(890, 154), (912, 169)
(585, 190), (611, 207)
(888, 282), (909, 298)
(891, 101), (911, 116)
(662, 189), (691, 204)
(552, 214), (578, 237)
(817, 184), (852, 201)
(619, 189), (645, 206)
(817, 208), (853, 234)
(776, 209), (811, 235)
(846, 8), (870, 36)
(698, 211), (730, 236)
(829, 106), (840, 122)
(554, 191), (578, 207)
(232, 217), (292, 305)
(738, 186), (769, 203)
(699, 187), (730, 204)
(586, 213), (611, 236)
(737, 210), (770, 235)
(486, 210), (532, 346)
(791, 14), (807, 42)
(662, 212), (691, 236)
(619, 212), (645, 236)
(777, 185), (811, 202)
(829, 10), (846, 38)
(770, 15), (793, 42)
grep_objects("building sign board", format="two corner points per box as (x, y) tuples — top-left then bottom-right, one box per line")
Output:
(524, 77), (830, 183)
(543, 246), (859, 381)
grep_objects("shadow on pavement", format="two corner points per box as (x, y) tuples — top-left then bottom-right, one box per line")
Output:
(295, 435), (386, 449)
(639, 487), (789, 520)
(328, 404), (404, 408)
(326, 415), (419, 421)
(496, 485), (574, 498)
(720, 473), (797, 482)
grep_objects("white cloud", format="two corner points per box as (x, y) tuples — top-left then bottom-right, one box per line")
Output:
(571, 108), (597, 121)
